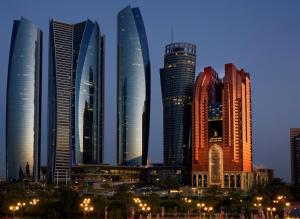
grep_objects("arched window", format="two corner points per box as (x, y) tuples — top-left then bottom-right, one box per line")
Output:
(224, 175), (229, 188)
(230, 175), (235, 188)
(209, 144), (223, 185)
(192, 175), (197, 187)
(236, 174), (241, 188)
(198, 174), (202, 187)
(203, 174), (208, 187)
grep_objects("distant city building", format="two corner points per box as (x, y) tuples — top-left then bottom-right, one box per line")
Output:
(70, 164), (185, 190)
(48, 19), (105, 184)
(6, 17), (42, 182)
(117, 6), (151, 166)
(160, 42), (196, 166)
(253, 168), (273, 186)
(290, 128), (300, 188)
(192, 64), (253, 190)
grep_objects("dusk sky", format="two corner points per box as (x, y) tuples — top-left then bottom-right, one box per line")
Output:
(1, 0), (300, 181)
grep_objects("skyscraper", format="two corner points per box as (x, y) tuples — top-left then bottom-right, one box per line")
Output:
(160, 42), (196, 166)
(290, 128), (300, 188)
(192, 64), (252, 190)
(48, 20), (104, 184)
(6, 17), (42, 182)
(117, 6), (151, 166)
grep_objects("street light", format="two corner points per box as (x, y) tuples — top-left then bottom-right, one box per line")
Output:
(256, 196), (263, 202)
(9, 205), (19, 217)
(80, 198), (94, 219)
(133, 198), (151, 218)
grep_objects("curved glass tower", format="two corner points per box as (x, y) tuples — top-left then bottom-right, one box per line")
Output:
(48, 19), (104, 184)
(117, 6), (151, 166)
(6, 17), (42, 182)
(74, 20), (102, 164)
(160, 42), (196, 166)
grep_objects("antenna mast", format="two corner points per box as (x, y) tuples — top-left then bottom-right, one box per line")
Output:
(171, 28), (174, 43)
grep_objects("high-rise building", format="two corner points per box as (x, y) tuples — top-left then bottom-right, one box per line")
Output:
(290, 128), (300, 188)
(192, 64), (253, 190)
(6, 17), (42, 182)
(48, 20), (104, 184)
(117, 6), (151, 166)
(160, 42), (196, 166)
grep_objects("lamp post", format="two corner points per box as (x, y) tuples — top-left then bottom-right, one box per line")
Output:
(253, 196), (264, 219)
(183, 197), (192, 218)
(80, 198), (94, 219)
(133, 197), (151, 219)
(203, 206), (213, 219)
(9, 205), (19, 218)
(197, 202), (205, 219)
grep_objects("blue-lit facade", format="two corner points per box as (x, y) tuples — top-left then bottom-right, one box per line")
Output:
(48, 20), (104, 184)
(6, 17), (42, 182)
(74, 20), (103, 164)
(160, 43), (196, 166)
(117, 6), (151, 166)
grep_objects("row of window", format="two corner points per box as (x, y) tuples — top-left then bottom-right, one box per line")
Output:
(192, 174), (241, 188)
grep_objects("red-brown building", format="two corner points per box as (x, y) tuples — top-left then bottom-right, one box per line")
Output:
(192, 63), (254, 190)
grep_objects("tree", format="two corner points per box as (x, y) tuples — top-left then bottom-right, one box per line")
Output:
(147, 193), (161, 214)
(94, 195), (108, 218)
(19, 167), (25, 180)
(57, 188), (80, 218)
(111, 184), (134, 218)
(26, 162), (30, 178)
(159, 174), (179, 195)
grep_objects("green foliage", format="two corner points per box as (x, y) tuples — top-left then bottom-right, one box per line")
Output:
(110, 184), (134, 218)
(159, 174), (180, 195)
(147, 193), (160, 214)
(108, 208), (122, 219)
(57, 188), (80, 218)
(0, 179), (298, 218)
(94, 195), (108, 217)
(160, 199), (179, 213)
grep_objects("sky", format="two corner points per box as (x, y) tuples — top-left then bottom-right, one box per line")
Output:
(0, 0), (300, 182)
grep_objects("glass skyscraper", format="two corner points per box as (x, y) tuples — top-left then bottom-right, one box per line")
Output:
(160, 42), (196, 166)
(6, 17), (42, 182)
(48, 20), (104, 184)
(117, 6), (151, 166)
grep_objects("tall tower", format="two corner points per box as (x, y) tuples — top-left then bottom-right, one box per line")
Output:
(160, 42), (196, 166)
(290, 128), (300, 188)
(117, 6), (151, 166)
(192, 64), (252, 190)
(6, 17), (42, 182)
(48, 20), (104, 184)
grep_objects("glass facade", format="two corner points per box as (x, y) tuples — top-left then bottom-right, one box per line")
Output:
(74, 20), (103, 164)
(48, 20), (104, 184)
(160, 42), (196, 165)
(117, 6), (151, 166)
(48, 20), (73, 184)
(6, 17), (42, 182)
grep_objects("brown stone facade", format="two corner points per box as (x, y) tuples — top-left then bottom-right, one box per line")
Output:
(192, 63), (252, 190)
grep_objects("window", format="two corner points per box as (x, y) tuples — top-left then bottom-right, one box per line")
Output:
(230, 175), (235, 188)
(203, 174), (208, 187)
(236, 174), (241, 188)
(224, 175), (229, 188)
(192, 175), (196, 187)
(198, 174), (202, 187)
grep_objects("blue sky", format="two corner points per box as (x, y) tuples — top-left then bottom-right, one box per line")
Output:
(1, 0), (300, 181)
